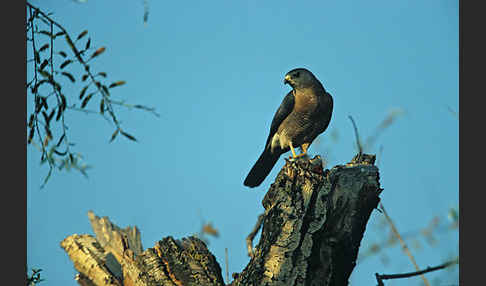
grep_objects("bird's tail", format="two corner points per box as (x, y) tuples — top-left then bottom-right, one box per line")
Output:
(244, 148), (281, 188)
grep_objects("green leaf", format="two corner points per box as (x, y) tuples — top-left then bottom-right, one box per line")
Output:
(54, 31), (66, 38)
(56, 133), (65, 147)
(55, 105), (63, 121)
(90, 47), (106, 59)
(100, 99), (105, 114)
(38, 70), (50, 79)
(39, 43), (50, 52)
(40, 152), (47, 164)
(34, 51), (40, 64)
(76, 30), (88, 41)
(60, 59), (73, 69)
(60, 94), (67, 112)
(120, 130), (137, 142)
(110, 129), (119, 143)
(79, 85), (89, 99)
(85, 38), (91, 50)
(28, 114), (35, 128)
(39, 59), (49, 71)
(109, 81), (126, 88)
(54, 149), (67, 156)
(81, 93), (94, 108)
(61, 72), (76, 83)
(28, 126), (35, 144)
(65, 35), (75, 50)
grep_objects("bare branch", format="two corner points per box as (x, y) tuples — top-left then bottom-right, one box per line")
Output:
(379, 202), (431, 286)
(348, 115), (363, 156)
(245, 213), (264, 258)
(375, 258), (458, 285)
(225, 248), (229, 284)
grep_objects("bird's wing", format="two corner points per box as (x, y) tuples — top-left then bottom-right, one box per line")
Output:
(315, 91), (334, 135)
(264, 91), (294, 149)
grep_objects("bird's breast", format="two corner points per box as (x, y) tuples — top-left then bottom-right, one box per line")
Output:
(293, 91), (318, 113)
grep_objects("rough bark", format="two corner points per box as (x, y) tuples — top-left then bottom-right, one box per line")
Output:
(61, 213), (225, 286)
(61, 153), (381, 286)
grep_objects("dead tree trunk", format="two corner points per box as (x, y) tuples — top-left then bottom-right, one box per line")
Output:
(61, 154), (382, 286)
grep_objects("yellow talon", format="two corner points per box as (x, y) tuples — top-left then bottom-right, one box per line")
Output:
(289, 142), (310, 159)
(289, 142), (298, 158)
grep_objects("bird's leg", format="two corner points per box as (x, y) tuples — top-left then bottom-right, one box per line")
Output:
(289, 142), (298, 159)
(293, 143), (310, 159)
(300, 143), (309, 156)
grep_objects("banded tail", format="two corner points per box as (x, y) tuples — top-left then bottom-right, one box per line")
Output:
(244, 148), (282, 188)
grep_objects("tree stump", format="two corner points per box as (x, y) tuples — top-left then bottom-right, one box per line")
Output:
(61, 153), (382, 286)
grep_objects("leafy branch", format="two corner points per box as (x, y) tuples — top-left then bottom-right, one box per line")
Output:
(26, 2), (158, 188)
(26, 268), (44, 285)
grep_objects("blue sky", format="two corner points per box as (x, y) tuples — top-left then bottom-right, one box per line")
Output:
(27, 1), (458, 285)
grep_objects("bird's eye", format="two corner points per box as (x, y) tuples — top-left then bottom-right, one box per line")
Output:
(294, 72), (300, 78)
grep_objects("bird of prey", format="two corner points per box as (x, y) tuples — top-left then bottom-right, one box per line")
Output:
(244, 68), (333, 188)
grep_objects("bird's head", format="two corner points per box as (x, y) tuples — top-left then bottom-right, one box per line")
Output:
(284, 68), (319, 89)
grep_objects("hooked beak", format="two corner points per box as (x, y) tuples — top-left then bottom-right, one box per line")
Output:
(284, 74), (291, 85)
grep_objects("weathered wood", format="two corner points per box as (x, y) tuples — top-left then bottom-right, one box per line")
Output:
(61, 153), (381, 286)
(88, 210), (143, 257)
(233, 154), (381, 286)
(60, 234), (123, 286)
(86, 210), (141, 283)
(145, 236), (225, 286)
(62, 214), (225, 286)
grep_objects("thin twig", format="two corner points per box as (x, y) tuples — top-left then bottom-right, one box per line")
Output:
(109, 99), (161, 118)
(66, 105), (113, 125)
(246, 213), (265, 257)
(50, 20), (71, 155)
(358, 219), (457, 263)
(348, 115), (363, 156)
(225, 248), (229, 284)
(375, 257), (458, 285)
(379, 203), (431, 286)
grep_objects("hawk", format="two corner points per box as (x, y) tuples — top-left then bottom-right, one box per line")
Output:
(244, 68), (333, 188)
